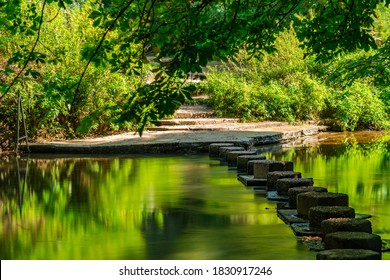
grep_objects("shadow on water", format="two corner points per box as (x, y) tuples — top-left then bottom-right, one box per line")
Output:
(0, 131), (389, 260)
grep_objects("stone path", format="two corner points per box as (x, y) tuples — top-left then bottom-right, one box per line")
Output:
(28, 102), (328, 154)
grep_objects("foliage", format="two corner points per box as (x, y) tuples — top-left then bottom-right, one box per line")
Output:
(328, 82), (389, 131)
(0, 1), (148, 139)
(0, 0), (388, 141)
(302, 1), (390, 90)
(296, 0), (383, 61)
(204, 5), (390, 131)
(204, 28), (329, 123)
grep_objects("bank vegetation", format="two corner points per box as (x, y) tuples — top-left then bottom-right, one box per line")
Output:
(0, 1), (389, 153)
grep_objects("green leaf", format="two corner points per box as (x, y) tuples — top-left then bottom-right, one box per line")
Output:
(89, 11), (102, 20)
(24, 69), (41, 79)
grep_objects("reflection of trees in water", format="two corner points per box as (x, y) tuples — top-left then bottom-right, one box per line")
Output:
(0, 156), (144, 259)
(140, 196), (231, 259)
(0, 156), (141, 217)
(268, 136), (390, 233)
(1, 154), (233, 259)
(0, 159), (137, 225)
(1, 149), (388, 259)
(0, 157), (30, 219)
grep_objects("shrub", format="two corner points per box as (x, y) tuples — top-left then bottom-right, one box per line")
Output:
(204, 26), (389, 131)
(0, 1), (147, 139)
(204, 28), (329, 123)
(329, 82), (389, 131)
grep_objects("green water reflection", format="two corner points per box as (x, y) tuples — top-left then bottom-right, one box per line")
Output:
(267, 132), (390, 260)
(0, 155), (306, 260)
(0, 133), (389, 260)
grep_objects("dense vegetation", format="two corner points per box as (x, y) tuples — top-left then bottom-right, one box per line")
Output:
(203, 19), (390, 131)
(0, 0), (389, 150)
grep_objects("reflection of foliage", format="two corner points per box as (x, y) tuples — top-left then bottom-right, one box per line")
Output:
(0, 155), (281, 259)
(269, 133), (390, 254)
(0, 156), (148, 259)
(268, 133), (390, 227)
(1, 146), (389, 259)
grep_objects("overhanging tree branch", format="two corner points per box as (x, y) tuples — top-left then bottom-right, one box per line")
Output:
(0, 0), (47, 102)
(70, 0), (135, 115)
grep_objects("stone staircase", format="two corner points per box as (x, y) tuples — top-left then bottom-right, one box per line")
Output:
(147, 102), (291, 132)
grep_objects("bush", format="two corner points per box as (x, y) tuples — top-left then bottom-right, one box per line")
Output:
(0, 1), (147, 139)
(204, 28), (329, 123)
(329, 82), (389, 131)
(204, 26), (389, 131)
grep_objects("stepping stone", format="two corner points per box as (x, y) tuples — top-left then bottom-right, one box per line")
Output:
(253, 160), (293, 179)
(237, 155), (266, 173)
(253, 187), (267, 195)
(317, 249), (381, 260)
(297, 192), (349, 219)
(219, 146), (245, 162)
(209, 143), (234, 158)
(309, 206), (355, 228)
(237, 175), (267, 187)
(277, 209), (307, 224)
(288, 186), (328, 209)
(267, 171), (302, 191)
(276, 178), (314, 196)
(290, 223), (321, 237)
(227, 150), (257, 167)
(321, 218), (372, 238)
(324, 231), (382, 253)
(247, 160), (265, 175)
(267, 191), (288, 202)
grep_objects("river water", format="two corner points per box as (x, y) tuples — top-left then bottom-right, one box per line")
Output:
(1, 132), (389, 260)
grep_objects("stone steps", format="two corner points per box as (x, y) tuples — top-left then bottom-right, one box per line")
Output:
(147, 99), (324, 134)
(173, 104), (216, 118)
(149, 100), (291, 131)
(148, 120), (290, 131)
(149, 101), (244, 131)
(158, 118), (240, 126)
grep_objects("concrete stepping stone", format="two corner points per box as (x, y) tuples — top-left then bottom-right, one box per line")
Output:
(227, 150), (257, 167)
(267, 171), (302, 192)
(247, 160), (266, 175)
(317, 249), (381, 260)
(309, 206), (355, 228)
(267, 191), (288, 202)
(321, 218), (372, 238)
(219, 146), (245, 162)
(253, 160), (293, 179)
(209, 143), (234, 158)
(277, 209), (308, 224)
(276, 178), (314, 196)
(237, 175), (267, 187)
(297, 192), (349, 219)
(237, 155), (266, 173)
(290, 223), (321, 236)
(253, 187), (267, 195)
(288, 186), (328, 209)
(324, 231), (382, 253)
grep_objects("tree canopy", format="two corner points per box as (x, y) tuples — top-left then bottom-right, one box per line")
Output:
(0, 0), (389, 136)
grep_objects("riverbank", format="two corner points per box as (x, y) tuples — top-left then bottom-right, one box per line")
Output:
(22, 122), (328, 154)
